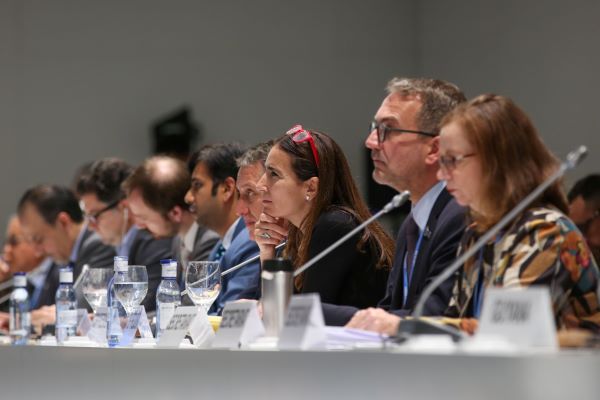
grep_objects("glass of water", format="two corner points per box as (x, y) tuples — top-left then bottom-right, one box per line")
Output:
(113, 265), (148, 314)
(82, 268), (113, 313)
(186, 261), (221, 314)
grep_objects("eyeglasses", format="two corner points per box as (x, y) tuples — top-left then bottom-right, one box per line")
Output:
(286, 124), (320, 168)
(369, 121), (437, 144)
(577, 209), (600, 234)
(438, 153), (476, 171)
(85, 199), (120, 225)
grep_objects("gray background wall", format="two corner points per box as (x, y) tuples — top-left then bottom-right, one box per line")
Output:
(0, 0), (598, 236)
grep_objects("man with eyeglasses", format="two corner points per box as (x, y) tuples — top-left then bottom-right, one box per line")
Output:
(323, 77), (467, 335)
(185, 143), (261, 315)
(568, 174), (600, 263)
(17, 184), (116, 310)
(77, 157), (173, 312)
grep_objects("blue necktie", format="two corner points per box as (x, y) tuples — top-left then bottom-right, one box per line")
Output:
(212, 243), (226, 262)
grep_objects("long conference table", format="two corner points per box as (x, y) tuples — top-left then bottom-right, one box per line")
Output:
(0, 344), (598, 400)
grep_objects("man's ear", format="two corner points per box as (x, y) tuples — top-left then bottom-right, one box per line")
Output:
(55, 211), (72, 231)
(424, 136), (440, 166)
(221, 177), (237, 202)
(167, 205), (184, 224)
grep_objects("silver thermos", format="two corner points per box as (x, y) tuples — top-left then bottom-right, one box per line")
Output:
(261, 258), (294, 337)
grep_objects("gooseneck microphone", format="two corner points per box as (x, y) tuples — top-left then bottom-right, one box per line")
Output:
(293, 191), (411, 278)
(400, 145), (588, 338)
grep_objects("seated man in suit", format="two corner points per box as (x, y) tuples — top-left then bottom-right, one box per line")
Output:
(323, 78), (468, 335)
(17, 184), (116, 312)
(568, 174), (600, 263)
(123, 156), (219, 294)
(185, 143), (261, 314)
(77, 157), (173, 312)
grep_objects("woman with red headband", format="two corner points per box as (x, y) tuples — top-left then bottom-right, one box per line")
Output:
(255, 125), (394, 309)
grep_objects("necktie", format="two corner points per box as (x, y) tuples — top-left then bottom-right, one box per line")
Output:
(212, 243), (227, 263)
(404, 216), (420, 282)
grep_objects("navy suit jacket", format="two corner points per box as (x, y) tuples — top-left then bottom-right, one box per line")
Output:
(209, 218), (260, 315)
(128, 228), (173, 312)
(323, 189), (466, 325)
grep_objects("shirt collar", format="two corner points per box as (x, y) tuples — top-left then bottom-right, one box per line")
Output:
(411, 181), (446, 232)
(117, 225), (139, 257)
(182, 222), (200, 253)
(27, 257), (54, 289)
(222, 217), (241, 250)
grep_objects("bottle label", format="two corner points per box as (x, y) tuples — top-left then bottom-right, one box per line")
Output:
(59, 270), (73, 283)
(114, 257), (128, 272)
(13, 275), (27, 287)
(159, 303), (176, 330)
(161, 263), (177, 278)
(57, 309), (78, 327)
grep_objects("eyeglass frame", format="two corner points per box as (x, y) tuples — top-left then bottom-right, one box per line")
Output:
(369, 121), (437, 145)
(438, 153), (476, 172)
(286, 124), (320, 168)
(85, 199), (121, 225)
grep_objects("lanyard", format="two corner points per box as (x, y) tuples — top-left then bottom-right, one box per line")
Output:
(402, 229), (425, 307)
(472, 248), (486, 318)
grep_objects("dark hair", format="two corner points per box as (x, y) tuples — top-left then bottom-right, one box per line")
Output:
(275, 129), (395, 289)
(440, 94), (568, 230)
(568, 174), (600, 209)
(76, 158), (133, 204)
(17, 184), (83, 225)
(386, 77), (466, 134)
(122, 156), (191, 217)
(188, 142), (247, 195)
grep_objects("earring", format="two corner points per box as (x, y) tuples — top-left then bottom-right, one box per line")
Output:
(305, 195), (310, 201)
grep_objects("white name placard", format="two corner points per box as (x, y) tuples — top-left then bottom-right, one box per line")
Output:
(278, 293), (326, 350)
(87, 306), (108, 344)
(477, 287), (558, 350)
(156, 306), (199, 348)
(119, 306), (153, 346)
(212, 301), (265, 349)
(188, 308), (214, 348)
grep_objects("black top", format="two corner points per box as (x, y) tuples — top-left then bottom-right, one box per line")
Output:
(299, 208), (389, 309)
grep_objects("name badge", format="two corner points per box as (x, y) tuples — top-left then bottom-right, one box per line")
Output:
(212, 301), (264, 349)
(278, 294), (326, 350)
(156, 306), (199, 348)
(477, 287), (557, 350)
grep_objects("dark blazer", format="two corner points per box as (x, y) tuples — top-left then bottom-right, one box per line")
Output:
(209, 218), (260, 315)
(323, 189), (466, 325)
(30, 261), (61, 309)
(128, 228), (173, 312)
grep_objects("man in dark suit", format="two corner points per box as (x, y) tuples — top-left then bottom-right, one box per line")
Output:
(324, 78), (467, 335)
(77, 158), (173, 312)
(123, 156), (219, 294)
(185, 143), (261, 315)
(17, 184), (116, 315)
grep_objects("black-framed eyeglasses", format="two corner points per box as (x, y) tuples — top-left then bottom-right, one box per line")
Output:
(85, 199), (120, 225)
(438, 153), (476, 171)
(577, 209), (600, 234)
(369, 121), (437, 144)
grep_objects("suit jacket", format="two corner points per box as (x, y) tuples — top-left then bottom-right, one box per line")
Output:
(323, 189), (466, 325)
(128, 228), (173, 312)
(209, 218), (260, 315)
(29, 261), (61, 309)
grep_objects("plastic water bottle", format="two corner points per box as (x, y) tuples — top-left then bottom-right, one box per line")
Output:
(55, 265), (78, 345)
(9, 272), (30, 345)
(107, 256), (128, 347)
(156, 259), (181, 339)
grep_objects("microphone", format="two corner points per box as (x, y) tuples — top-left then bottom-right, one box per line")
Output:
(73, 264), (90, 290)
(293, 191), (411, 278)
(398, 145), (588, 339)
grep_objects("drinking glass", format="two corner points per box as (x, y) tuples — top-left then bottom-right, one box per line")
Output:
(186, 261), (221, 313)
(113, 265), (148, 314)
(81, 268), (113, 313)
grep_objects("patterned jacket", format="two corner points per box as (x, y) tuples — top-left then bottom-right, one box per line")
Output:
(446, 207), (600, 332)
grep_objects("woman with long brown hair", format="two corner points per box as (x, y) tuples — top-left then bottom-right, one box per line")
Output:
(437, 94), (600, 332)
(255, 125), (394, 309)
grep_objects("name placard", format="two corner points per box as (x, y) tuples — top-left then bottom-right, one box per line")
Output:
(87, 306), (108, 344)
(278, 294), (326, 350)
(156, 306), (199, 348)
(76, 309), (92, 336)
(477, 287), (557, 350)
(188, 308), (214, 348)
(119, 306), (153, 346)
(212, 301), (264, 349)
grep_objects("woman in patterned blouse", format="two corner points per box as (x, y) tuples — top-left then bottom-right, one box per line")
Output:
(437, 94), (600, 333)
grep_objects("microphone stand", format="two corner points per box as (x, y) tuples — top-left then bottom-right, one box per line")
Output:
(397, 145), (588, 340)
(293, 191), (411, 277)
